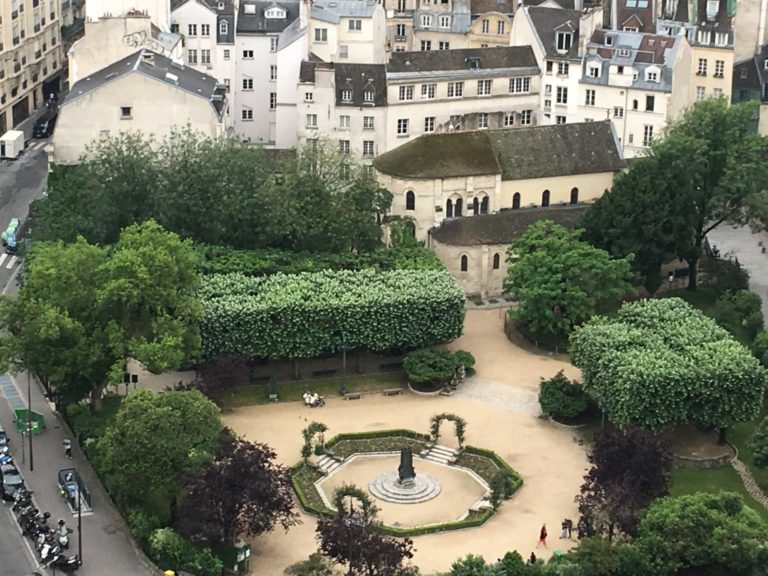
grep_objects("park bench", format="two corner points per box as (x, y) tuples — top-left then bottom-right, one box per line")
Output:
(312, 368), (338, 378)
(379, 362), (403, 372)
(344, 392), (362, 400)
(382, 388), (404, 396)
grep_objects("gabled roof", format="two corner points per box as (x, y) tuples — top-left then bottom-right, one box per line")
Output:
(387, 46), (538, 74)
(733, 45), (768, 102)
(172, 0), (235, 14)
(374, 121), (626, 180)
(526, 6), (582, 60)
(237, 0), (300, 34)
(299, 61), (388, 107)
(430, 205), (589, 246)
(64, 49), (227, 118)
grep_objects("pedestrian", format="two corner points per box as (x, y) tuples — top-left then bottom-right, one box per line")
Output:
(537, 524), (547, 548)
(560, 519), (568, 539)
(528, 552), (537, 565)
(566, 518), (573, 538)
(63, 438), (72, 459)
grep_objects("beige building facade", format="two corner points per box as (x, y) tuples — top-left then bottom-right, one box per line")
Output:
(0, 0), (65, 134)
(468, 12), (512, 48)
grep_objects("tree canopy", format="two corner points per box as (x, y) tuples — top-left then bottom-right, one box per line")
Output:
(39, 130), (392, 253)
(0, 220), (202, 408)
(503, 220), (633, 339)
(570, 298), (767, 432)
(583, 99), (768, 291)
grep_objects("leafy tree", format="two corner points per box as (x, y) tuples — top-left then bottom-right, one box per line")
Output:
(504, 221), (633, 340)
(753, 331), (768, 366)
(635, 492), (768, 576)
(284, 553), (337, 576)
(584, 99), (768, 291)
(0, 220), (202, 408)
(449, 554), (494, 576)
(538, 371), (590, 420)
(148, 527), (223, 576)
(97, 388), (221, 508)
(570, 298), (767, 436)
(176, 429), (297, 544)
(193, 354), (252, 400)
(750, 416), (768, 467)
(576, 426), (671, 540)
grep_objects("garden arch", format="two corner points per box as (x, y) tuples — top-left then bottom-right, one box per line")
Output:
(429, 413), (467, 448)
(332, 484), (378, 520)
(301, 421), (328, 461)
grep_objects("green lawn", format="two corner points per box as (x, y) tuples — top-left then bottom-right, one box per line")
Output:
(730, 399), (768, 495)
(221, 372), (406, 408)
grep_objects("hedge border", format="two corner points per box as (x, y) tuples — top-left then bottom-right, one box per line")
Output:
(290, 430), (521, 537)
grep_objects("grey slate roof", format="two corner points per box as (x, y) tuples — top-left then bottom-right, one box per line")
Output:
(374, 121), (626, 180)
(387, 46), (538, 74)
(430, 205), (589, 245)
(172, 0), (234, 14)
(299, 61), (387, 107)
(526, 6), (582, 60)
(237, 0), (300, 34)
(311, 0), (379, 24)
(414, 0), (471, 33)
(733, 45), (768, 102)
(64, 49), (227, 119)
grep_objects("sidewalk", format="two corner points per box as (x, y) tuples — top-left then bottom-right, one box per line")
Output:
(0, 372), (159, 576)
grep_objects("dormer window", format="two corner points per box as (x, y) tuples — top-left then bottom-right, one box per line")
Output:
(605, 35), (614, 46)
(341, 89), (352, 102)
(219, 20), (228, 35)
(556, 31), (572, 53)
(364, 90), (374, 102)
(265, 7), (286, 18)
(618, 48), (631, 57)
(646, 70), (658, 82)
(588, 64), (599, 78)
(218, 1), (225, 9)
(244, 3), (256, 14)
(467, 57), (480, 69)
(715, 32), (728, 47)
(706, 0), (718, 20)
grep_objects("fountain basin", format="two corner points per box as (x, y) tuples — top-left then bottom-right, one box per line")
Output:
(368, 472), (441, 504)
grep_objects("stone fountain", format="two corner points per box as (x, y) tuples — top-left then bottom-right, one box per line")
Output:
(368, 446), (441, 504)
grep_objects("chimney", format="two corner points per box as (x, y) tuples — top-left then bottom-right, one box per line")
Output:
(300, 0), (312, 31)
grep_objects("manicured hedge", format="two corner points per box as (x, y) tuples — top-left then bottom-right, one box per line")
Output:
(463, 445), (524, 494)
(199, 269), (466, 359)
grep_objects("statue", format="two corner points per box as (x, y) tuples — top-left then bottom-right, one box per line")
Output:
(398, 446), (415, 486)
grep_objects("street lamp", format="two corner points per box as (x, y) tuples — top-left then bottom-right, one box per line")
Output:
(27, 372), (33, 472)
(77, 467), (83, 566)
(668, 271), (675, 292)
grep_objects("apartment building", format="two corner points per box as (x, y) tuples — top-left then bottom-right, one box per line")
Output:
(170, 0), (235, 90)
(412, 0), (472, 51)
(467, 0), (515, 48)
(510, 5), (602, 125)
(732, 0), (768, 62)
(309, 0), (387, 64)
(0, 0), (65, 134)
(578, 29), (690, 157)
(383, 0), (418, 51)
(732, 43), (768, 134)
(602, 0), (656, 33)
(297, 46), (540, 161)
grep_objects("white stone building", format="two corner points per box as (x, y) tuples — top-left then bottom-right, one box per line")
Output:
(309, 0), (387, 64)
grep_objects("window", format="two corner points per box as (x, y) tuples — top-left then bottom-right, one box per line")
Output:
(201, 24), (210, 37)
(481, 19), (489, 33)
(557, 62), (569, 75)
(556, 115), (566, 124)
(715, 60), (725, 77)
(512, 193), (521, 209)
(399, 85), (414, 101)
(397, 0), (406, 10)
(242, 77), (253, 90)
(713, 87), (723, 97)
(397, 118), (409, 135)
(617, 65), (624, 74)
(509, 77), (530, 93)
(420, 40), (431, 50)
(439, 15), (451, 29)
(503, 113), (515, 127)
(171, 23), (180, 34)
(497, 21), (505, 35)
(556, 86), (568, 104)
(199, 49), (210, 64)
(570, 187), (579, 205)
(270, 92), (277, 110)
(697, 58), (707, 75)
(480, 196), (489, 214)
(424, 116), (435, 132)
(188, 49), (198, 64)
(585, 89), (595, 106)
(339, 115), (350, 128)
(314, 28), (327, 42)
(342, 89), (353, 102)
(632, 99), (638, 110)
(739, 89), (749, 101)
(460, 255), (468, 272)
(588, 65), (599, 78)
(521, 110), (532, 125)
(643, 124), (653, 146)
(421, 83), (436, 99)
(556, 31), (572, 52)
(219, 20), (228, 36)
(339, 140), (350, 154)
(618, 48), (631, 57)
(188, 24), (197, 36)
(270, 65), (277, 80)
(542, 190), (550, 207)
(242, 49), (254, 59)
(477, 79), (492, 96)
(544, 84), (552, 96)
(546, 61), (553, 74)
(478, 113), (489, 128)
(305, 92), (314, 102)
(270, 36), (279, 51)
(242, 108), (253, 120)
(439, 41), (450, 50)
(645, 95), (655, 111)
(224, 49), (230, 60)
(395, 23), (406, 38)
(421, 15), (432, 27)
(364, 90), (374, 102)
(306, 114), (318, 127)
(646, 71), (658, 82)
(613, 106), (624, 118)
(447, 82), (463, 97)
(363, 116), (374, 130)
(339, 45), (349, 58)
(696, 86), (705, 101)
(406, 191), (415, 210)
(120, 106), (132, 118)
(492, 253), (500, 270)
(349, 19), (362, 30)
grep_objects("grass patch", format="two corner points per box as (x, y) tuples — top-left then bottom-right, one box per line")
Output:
(221, 372), (406, 408)
(329, 437), (427, 460)
(291, 462), (328, 515)
(669, 466), (768, 521)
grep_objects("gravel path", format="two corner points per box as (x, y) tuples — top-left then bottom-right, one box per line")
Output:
(452, 376), (542, 417)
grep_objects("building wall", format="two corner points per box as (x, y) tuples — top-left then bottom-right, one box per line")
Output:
(310, 6), (387, 64)
(85, 0), (170, 30)
(687, 45), (733, 106)
(233, 34), (277, 144)
(431, 239), (510, 297)
(384, 0), (417, 51)
(51, 72), (222, 163)
(667, 36), (693, 121)
(468, 12), (512, 48)
(733, 0), (768, 62)
(171, 0), (233, 84)
(499, 171), (614, 209)
(0, 0), (65, 134)
(275, 32), (308, 148)
(411, 30), (471, 50)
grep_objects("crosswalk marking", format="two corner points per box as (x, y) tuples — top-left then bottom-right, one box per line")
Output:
(5, 255), (17, 269)
(0, 253), (8, 267)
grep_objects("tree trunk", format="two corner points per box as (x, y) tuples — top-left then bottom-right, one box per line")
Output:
(356, 349), (363, 374)
(90, 382), (106, 412)
(293, 358), (300, 380)
(686, 257), (698, 291)
(718, 427), (727, 445)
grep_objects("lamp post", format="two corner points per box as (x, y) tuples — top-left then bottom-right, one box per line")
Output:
(340, 343), (348, 396)
(77, 468), (83, 566)
(668, 271), (675, 292)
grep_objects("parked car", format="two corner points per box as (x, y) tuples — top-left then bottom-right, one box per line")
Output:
(2, 218), (19, 246)
(1, 463), (23, 500)
(0, 422), (7, 447)
(32, 109), (58, 138)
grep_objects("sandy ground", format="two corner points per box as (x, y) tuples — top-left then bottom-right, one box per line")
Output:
(223, 309), (588, 575)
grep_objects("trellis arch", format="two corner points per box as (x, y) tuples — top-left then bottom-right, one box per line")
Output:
(301, 421), (328, 461)
(332, 484), (378, 521)
(429, 413), (467, 448)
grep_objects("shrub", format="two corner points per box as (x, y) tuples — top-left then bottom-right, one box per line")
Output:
(127, 510), (163, 548)
(538, 371), (589, 420)
(148, 528), (223, 576)
(284, 553), (336, 576)
(403, 349), (474, 390)
(454, 350), (476, 371)
(753, 332), (768, 366)
(711, 257), (750, 293)
(750, 416), (768, 467)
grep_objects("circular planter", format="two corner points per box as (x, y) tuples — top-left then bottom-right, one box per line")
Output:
(548, 415), (588, 429)
(407, 382), (446, 396)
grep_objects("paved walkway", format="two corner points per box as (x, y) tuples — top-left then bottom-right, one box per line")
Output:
(0, 373), (158, 576)
(731, 458), (768, 510)
(452, 376), (542, 417)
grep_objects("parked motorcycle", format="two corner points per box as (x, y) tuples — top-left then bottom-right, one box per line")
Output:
(57, 518), (72, 549)
(40, 541), (61, 564)
(11, 488), (33, 512)
(49, 554), (80, 572)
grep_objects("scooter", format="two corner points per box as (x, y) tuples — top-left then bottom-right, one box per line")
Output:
(40, 541), (61, 564)
(11, 488), (33, 511)
(49, 554), (80, 572)
(57, 519), (72, 549)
